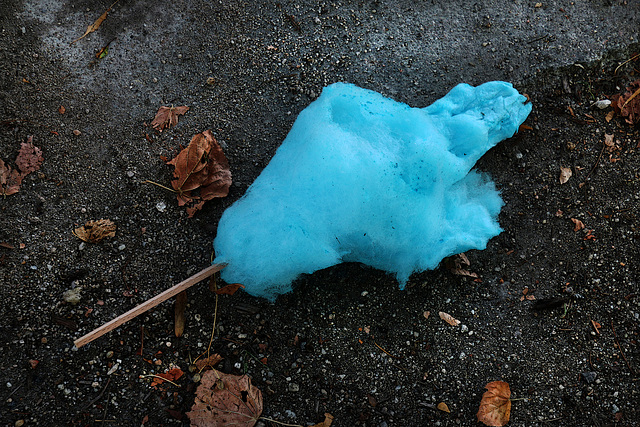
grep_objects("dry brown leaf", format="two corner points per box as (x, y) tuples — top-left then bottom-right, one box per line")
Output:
(1, 138), (44, 197)
(423, 311), (431, 320)
(604, 133), (615, 147)
(439, 311), (460, 327)
(445, 253), (479, 278)
(477, 381), (511, 426)
(187, 369), (263, 427)
(0, 158), (23, 196)
(73, 219), (116, 243)
(58, 105), (66, 114)
(605, 110), (615, 122)
(174, 290), (187, 337)
(214, 283), (245, 295)
(71, 0), (120, 44)
(559, 167), (572, 184)
(195, 354), (224, 372)
(311, 413), (335, 427)
(15, 140), (44, 176)
(166, 130), (232, 217)
(571, 218), (585, 231)
(151, 105), (190, 131)
(437, 402), (451, 413)
(613, 80), (640, 125)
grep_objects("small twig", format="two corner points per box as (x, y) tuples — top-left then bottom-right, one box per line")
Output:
(374, 341), (402, 359)
(581, 143), (606, 186)
(74, 263), (226, 348)
(80, 378), (111, 411)
(100, 392), (110, 426)
(611, 320), (635, 375)
(259, 417), (303, 427)
(615, 53), (640, 74)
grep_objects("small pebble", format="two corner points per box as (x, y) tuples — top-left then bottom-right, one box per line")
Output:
(73, 129), (81, 136)
(156, 201), (167, 212)
(288, 383), (300, 392)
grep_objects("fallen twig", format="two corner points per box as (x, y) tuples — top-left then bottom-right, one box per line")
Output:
(611, 320), (635, 375)
(74, 263), (226, 348)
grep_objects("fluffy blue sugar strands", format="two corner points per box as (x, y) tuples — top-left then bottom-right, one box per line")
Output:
(214, 81), (532, 300)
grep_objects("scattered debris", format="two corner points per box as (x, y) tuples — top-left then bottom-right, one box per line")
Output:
(188, 369), (263, 427)
(151, 105), (190, 131)
(520, 287), (536, 301)
(570, 218), (585, 231)
(477, 381), (511, 427)
(71, 0), (120, 44)
(439, 311), (460, 327)
(73, 219), (116, 243)
(592, 99), (611, 109)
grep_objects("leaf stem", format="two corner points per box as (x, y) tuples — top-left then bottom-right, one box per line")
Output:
(143, 180), (176, 193)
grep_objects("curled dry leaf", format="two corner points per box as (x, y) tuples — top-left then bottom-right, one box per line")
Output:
(70, 0), (120, 44)
(167, 130), (232, 217)
(73, 219), (116, 243)
(439, 311), (460, 327)
(477, 381), (511, 427)
(187, 369), (263, 427)
(571, 218), (585, 231)
(559, 167), (572, 184)
(444, 253), (479, 278)
(152, 105), (190, 131)
(612, 80), (640, 125)
(214, 283), (245, 295)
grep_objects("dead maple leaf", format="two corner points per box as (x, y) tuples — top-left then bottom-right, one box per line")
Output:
(0, 138), (44, 197)
(214, 283), (245, 295)
(612, 80), (640, 125)
(477, 381), (511, 427)
(15, 140), (44, 175)
(187, 369), (263, 427)
(152, 105), (190, 131)
(571, 218), (585, 231)
(71, 0), (120, 44)
(311, 413), (335, 427)
(73, 219), (116, 243)
(439, 311), (460, 327)
(559, 167), (572, 184)
(151, 368), (184, 387)
(0, 158), (23, 196)
(195, 354), (223, 372)
(166, 130), (232, 217)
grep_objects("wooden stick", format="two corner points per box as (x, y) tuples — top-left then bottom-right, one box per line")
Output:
(74, 263), (226, 348)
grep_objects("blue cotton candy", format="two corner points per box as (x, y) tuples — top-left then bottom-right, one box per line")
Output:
(214, 81), (532, 300)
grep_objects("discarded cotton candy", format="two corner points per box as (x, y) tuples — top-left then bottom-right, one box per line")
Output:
(214, 81), (532, 300)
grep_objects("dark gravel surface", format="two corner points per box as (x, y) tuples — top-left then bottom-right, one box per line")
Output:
(1, 0), (639, 426)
